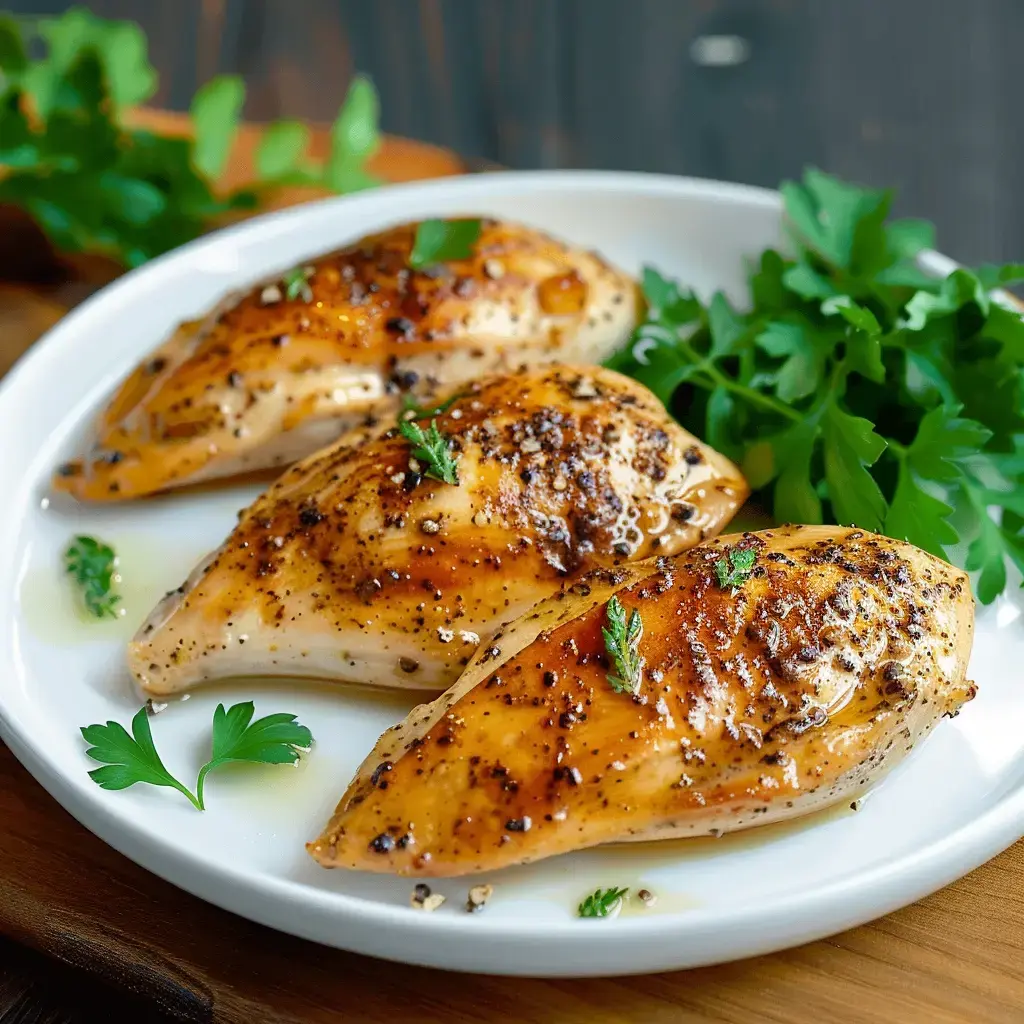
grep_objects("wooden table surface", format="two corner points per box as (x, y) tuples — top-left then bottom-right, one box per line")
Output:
(1, 119), (1023, 1024)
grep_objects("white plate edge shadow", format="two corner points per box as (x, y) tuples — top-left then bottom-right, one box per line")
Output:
(0, 170), (1022, 977)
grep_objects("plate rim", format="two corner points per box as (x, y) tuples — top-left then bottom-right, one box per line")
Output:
(1, 168), (1020, 976)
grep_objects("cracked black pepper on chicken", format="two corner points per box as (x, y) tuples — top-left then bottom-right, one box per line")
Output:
(54, 219), (638, 500)
(308, 525), (975, 876)
(128, 365), (748, 694)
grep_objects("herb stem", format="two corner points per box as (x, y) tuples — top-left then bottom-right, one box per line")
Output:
(194, 763), (213, 811)
(676, 336), (803, 423)
(712, 370), (804, 422)
(164, 775), (202, 811)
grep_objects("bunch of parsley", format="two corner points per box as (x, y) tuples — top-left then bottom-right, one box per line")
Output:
(0, 7), (380, 268)
(607, 169), (1024, 603)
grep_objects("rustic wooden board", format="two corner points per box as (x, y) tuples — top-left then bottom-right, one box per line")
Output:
(0, 121), (1022, 1024)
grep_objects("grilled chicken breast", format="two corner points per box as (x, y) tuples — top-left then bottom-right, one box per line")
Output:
(54, 220), (638, 501)
(128, 366), (747, 696)
(309, 525), (975, 876)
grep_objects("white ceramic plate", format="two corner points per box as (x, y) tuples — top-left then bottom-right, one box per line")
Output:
(2, 172), (1023, 978)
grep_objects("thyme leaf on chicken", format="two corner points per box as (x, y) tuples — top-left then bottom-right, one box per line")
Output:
(282, 265), (314, 302)
(714, 547), (757, 589)
(602, 595), (644, 694)
(398, 418), (460, 485)
(81, 701), (313, 810)
(64, 535), (120, 619)
(578, 886), (629, 918)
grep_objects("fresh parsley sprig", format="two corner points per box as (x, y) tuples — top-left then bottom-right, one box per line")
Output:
(578, 886), (628, 918)
(714, 547), (757, 589)
(408, 218), (482, 270)
(64, 535), (120, 619)
(0, 10), (380, 268)
(81, 702), (313, 810)
(399, 418), (460, 485)
(607, 167), (1024, 603)
(601, 595), (644, 695)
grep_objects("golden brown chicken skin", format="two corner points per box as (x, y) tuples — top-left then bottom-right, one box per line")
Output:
(309, 525), (975, 876)
(54, 219), (639, 501)
(127, 366), (747, 695)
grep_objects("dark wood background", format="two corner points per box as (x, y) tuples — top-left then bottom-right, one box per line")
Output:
(7, 0), (1024, 266)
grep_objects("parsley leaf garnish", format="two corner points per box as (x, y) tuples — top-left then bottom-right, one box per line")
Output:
(714, 547), (757, 589)
(282, 264), (314, 302)
(81, 702), (313, 810)
(408, 218), (482, 270)
(578, 886), (629, 918)
(64, 535), (120, 619)
(399, 418), (459, 485)
(195, 702), (312, 808)
(607, 165), (1024, 603)
(81, 706), (201, 808)
(601, 595), (644, 695)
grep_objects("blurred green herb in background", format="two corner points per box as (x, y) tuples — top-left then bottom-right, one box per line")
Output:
(0, 7), (380, 268)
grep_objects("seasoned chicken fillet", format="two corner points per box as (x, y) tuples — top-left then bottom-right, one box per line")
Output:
(309, 526), (975, 876)
(127, 366), (747, 695)
(54, 219), (638, 500)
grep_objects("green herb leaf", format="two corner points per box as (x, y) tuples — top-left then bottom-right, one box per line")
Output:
(707, 292), (746, 357)
(642, 265), (702, 322)
(81, 707), (200, 809)
(821, 295), (881, 336)
(601, 595), (644, 695)
(714, 546), (758, 589)
(398, 418), (460, 485)
(190, 74), (244, 179)
(409, 218), (482, 270)
(885, 219), (935, 260)
(81, 702), (314, 810)
(578, 886), (628, 918)
(282, 264), (314, 302)
(64, 535), (120, 619)
(782, 169), (888, 270)
(401, 392), (464, 420)
(773, 426), (823, 524)
(965, 506), (1011, 605)
(755, 321), (823, 402)
(905, 406), (992, 481)
(255, 120), (310, 179)
(0, 15), (28, 76)
(326, 74), (380, 193)
(974, 263), (1024, 290)
(822, 404), (888, 530)
(89, 18), (157, 108)
(883, 469), (957, 558)
(783, 261), (838, 300)
(195, 702), (313, 809)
